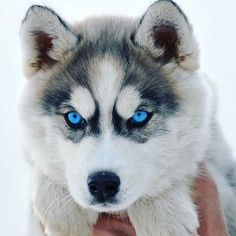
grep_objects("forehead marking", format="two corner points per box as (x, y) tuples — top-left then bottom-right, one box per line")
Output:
(90, 56), (124, 126)
(116, 87), (141, 119)
(71, 87), (95, 118)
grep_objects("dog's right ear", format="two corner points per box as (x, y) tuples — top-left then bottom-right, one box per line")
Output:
(133, 0), (199, 72)
(21, 5), (78, 78)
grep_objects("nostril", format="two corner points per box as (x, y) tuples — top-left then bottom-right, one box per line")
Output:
(87, 171), (120, 202)
(105, 183), (119, 197)
(89, 184), (98, 195)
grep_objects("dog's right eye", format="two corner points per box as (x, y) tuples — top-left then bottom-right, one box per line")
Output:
(128, 110), (153, 127)
(64, 111), (87, 129)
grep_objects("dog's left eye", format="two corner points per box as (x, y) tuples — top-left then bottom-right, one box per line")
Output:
(65, 111), (86, 129)
(129, 110), (151, 126)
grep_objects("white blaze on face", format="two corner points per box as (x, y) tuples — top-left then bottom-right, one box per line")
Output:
(90, 56), (124, 129)
(71, 57), (142, 129)
(71, 87), (96, 119)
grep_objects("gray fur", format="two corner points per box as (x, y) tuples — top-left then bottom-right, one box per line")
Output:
(38, 24), (179, 143)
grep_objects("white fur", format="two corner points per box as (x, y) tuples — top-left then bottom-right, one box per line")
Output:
(19, 2), (236, 236)
(90, 56), (123, 127)
(71, 87), (96, 119)
(128, 186), (199, 236)
(116, 86), (141, 119)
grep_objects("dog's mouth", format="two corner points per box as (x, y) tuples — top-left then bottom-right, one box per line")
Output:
(41, 213), (135, 236)
(93, 213), (136, 236)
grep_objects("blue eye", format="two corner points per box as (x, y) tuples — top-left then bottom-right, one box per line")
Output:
(130, 110), (151, 126)
(65, 111), (86, 129)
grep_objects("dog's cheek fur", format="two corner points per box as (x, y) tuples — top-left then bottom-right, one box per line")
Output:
(19, 77), (67, 183)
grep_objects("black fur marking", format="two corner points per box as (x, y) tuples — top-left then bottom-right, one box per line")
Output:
(112, 107), (149, 144)
(41, 58), (91, 113)
(88, 104), (101, 137)
(110, 35), (178, 143)
(112, 107), (123, 135)
(41, 55), (100, 143)
(122, 45), (179, 116)
(40, 21), (178, 144)
(112, 46), (177, 144)
(42, 84), (72, 114)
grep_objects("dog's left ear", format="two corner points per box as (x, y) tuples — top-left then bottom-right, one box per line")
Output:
(134, 0), (199, 72)
(20, 5), (78, 78)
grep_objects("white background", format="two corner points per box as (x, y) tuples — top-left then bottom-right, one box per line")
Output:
(0, 0), (235, 235)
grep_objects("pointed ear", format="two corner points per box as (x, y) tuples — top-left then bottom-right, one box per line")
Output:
(134, 0), (199, 72)
(20, 5), (78, 78)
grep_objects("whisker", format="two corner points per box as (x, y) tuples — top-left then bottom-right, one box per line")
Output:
(60, 197), (74, 212)
(43, 193), (71, 216)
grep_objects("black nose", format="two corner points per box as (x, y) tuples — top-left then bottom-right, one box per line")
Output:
(88, 171), (120, 202)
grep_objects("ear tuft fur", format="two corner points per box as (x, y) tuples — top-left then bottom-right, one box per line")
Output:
(135, 0), (200, 72)
(31, 31), (58, 70)
(152, 23), (178, 64)
(21, 5), (78, 78)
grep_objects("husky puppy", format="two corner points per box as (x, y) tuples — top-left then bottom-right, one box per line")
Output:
(19, 0), (236, 235)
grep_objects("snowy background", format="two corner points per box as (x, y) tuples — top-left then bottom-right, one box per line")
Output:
(0, 0), (235, 235)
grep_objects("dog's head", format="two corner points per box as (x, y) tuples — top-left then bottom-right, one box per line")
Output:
(20, 0), (211, 212)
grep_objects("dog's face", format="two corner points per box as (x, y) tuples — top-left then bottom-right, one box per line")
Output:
(20, 1), (210, 212)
